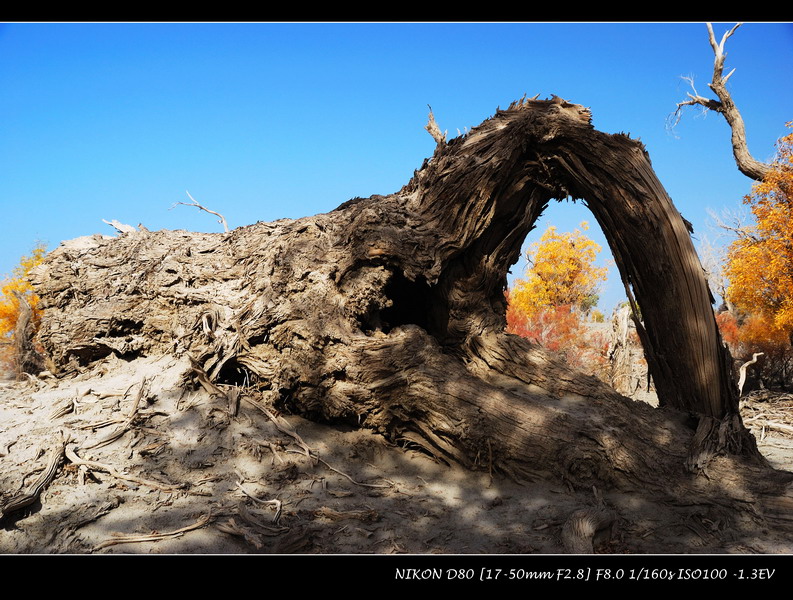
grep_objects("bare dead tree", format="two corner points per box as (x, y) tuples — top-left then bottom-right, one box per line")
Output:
(671, 23), (773, 182)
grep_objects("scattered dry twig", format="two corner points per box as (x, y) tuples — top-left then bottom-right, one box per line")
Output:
(0, 439), (16, 457)
(49, 398), (76, 420)
(215, 519), (266, 549)
(235, 501), (288, 534)
(742, 392), (793, 439)
(84, 378), (148, 449)
(250, 438), (286, 464)
(94, 512), (212, 550)
(314, 506), (379, 523)
(65, 445), (182, 493)
(745, 418), (793, 437)
(242, 395), (314, 460)
(235, 481), (283, 524)
(286, 449), (392, 489)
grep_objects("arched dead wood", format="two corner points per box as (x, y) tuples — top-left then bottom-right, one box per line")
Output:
(30, 98), (793, 545)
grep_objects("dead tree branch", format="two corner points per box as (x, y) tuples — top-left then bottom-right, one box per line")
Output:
(424, 105), (447, 145)
(173, 191), (229, 232)
(739, 352), (764, 396)
(671, 23), (772, 181)
(102, 219), (138, 234)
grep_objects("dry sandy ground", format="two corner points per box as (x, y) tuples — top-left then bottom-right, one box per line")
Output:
(1, 353), (793, 557)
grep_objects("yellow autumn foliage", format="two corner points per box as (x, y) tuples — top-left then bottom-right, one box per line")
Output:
(725, 125), (793, 343)
(509, 222), (608, 319)
(0, 243), (47, 373)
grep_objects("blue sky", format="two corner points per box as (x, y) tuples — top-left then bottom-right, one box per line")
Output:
(1, 22), (791, 312)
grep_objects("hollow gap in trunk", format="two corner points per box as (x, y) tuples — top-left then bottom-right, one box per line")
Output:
(215, 359), (257, 388)
(69, 345), (113, 366)
(356, 269), (435, 336)
(108, 318), (144, 336)
(380, 272), (434, 334)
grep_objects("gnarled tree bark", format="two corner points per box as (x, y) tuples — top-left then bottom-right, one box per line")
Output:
(30, 98), (793, 542)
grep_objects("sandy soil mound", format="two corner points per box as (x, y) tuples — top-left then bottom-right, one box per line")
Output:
(2, 354), (793, 554)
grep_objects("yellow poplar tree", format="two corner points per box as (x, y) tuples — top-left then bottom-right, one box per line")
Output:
(506, 222), (609, 377)
(724, 125), (793, 340)
(509, 221), (608, 319)
(723, 124), (793, 385)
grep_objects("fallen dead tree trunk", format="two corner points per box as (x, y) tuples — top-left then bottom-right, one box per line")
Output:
(30, 97), (793, 542)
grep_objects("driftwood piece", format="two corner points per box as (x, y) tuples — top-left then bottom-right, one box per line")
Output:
(30, 98), (793, 543)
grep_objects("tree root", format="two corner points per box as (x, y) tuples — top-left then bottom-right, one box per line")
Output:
(0, 435), (66, 522)
(561, 507), (616, 553)
(65, 444), (182, 493)
(94, 512), (213, 550)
